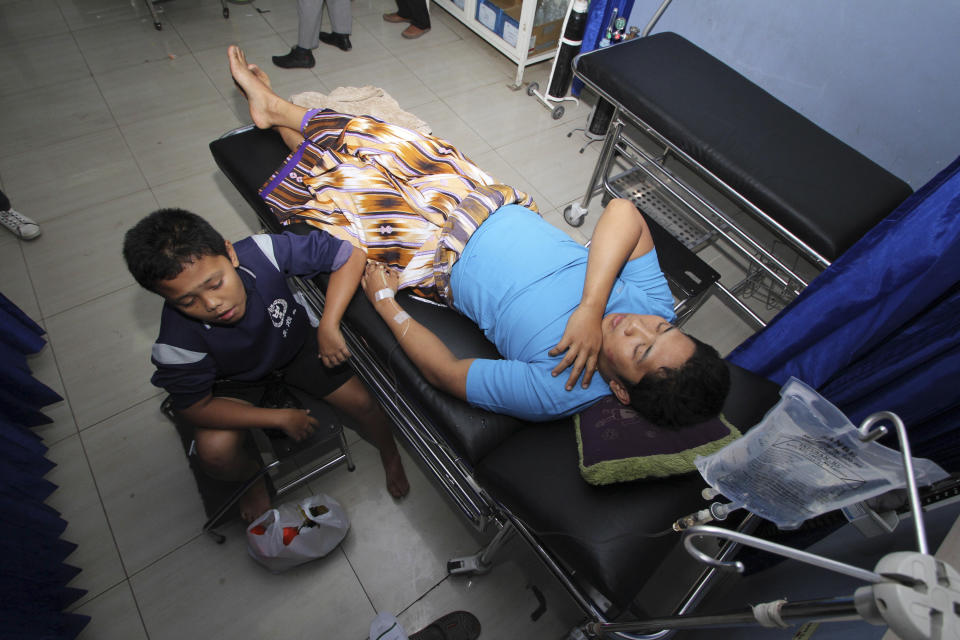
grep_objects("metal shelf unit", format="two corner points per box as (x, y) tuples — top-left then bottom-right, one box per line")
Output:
(432, 0), (558, 87)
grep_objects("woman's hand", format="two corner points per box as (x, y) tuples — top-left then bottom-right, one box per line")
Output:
(549, 304), (603, 390)
(362, 260), (400, 311)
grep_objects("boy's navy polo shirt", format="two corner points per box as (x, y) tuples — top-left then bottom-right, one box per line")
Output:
(151, 230), (352, 410)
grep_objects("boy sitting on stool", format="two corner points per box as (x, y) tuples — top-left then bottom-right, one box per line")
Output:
(123, 209), (409, 522)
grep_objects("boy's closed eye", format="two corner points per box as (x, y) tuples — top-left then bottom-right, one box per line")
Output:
(174, 276), (223, 307)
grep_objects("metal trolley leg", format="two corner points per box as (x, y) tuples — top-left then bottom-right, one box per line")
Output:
(447, 522), (517, 575)
(564, 117), (623, 227)
(144, 0), (162, 29)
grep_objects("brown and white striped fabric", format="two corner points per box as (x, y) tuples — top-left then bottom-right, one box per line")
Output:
(259, 109), (537, 304)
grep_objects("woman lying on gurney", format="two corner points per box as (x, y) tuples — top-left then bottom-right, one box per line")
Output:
(228, 46), (730, 426)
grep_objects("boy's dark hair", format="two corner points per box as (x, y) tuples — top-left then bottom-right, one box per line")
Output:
(624, 337), (731, 427)
(123, 208), (228, 291)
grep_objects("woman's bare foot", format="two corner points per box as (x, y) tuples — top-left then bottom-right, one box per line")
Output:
(239, 476), (271, 522)
(228, 45), (281, 129)
(382, 451), (410, 498)
(247, 62), (272, 90)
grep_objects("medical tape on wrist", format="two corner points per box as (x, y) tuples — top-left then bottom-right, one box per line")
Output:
(394, 310), (411, 340)
(375, 288), (395, 302)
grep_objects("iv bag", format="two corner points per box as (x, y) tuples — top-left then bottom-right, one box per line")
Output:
(695, 378), (948, 529)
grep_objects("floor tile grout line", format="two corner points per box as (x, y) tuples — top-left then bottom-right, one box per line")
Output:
(395, 572), (449, 619)
(56, 419), (137, 606)
(38, 280), (142, 324)
(73, 388), (168, 436)
(64, 574), (128, 614)
(20, 11), (154, 622)
(9, 235), (92, 444)
(339, 543), (380, 620)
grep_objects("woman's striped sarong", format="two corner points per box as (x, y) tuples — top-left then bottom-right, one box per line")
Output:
(259, 109), (536, 304)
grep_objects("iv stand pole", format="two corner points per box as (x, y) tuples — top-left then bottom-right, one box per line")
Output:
(583, 411), (960, 640)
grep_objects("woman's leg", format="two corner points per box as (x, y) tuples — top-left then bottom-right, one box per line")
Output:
(229, 45), (309, 131)
(237, 59), (305, 151)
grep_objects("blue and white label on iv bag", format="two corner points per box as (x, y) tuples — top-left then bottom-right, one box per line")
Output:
(694, 378), (947, 529)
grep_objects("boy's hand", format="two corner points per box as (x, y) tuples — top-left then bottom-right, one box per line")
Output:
(316, 322), (350, 368)
(549, 304), (603, 390)
(274, 408), (319, 442)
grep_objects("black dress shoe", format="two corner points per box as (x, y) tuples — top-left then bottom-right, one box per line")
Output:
(318, 31), (352, 52)
(272, 45), (315, 69)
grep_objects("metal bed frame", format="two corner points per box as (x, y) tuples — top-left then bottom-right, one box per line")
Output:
(565, 106), (814, 329)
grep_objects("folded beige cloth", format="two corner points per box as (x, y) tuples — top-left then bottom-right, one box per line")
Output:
(290, 86), (431, 135)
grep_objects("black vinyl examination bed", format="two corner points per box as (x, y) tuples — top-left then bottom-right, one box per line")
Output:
(209, 125), (783, 634)
(568, 32), (913, 327)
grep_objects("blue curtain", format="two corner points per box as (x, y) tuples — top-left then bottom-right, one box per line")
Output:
(0, 293), (90, 639)
(571, 0), (636, 96)
(728, 156), (960, 470)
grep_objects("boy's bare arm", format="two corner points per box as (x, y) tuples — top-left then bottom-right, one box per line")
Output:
(316, 246), (365, 367)
(177, 394), (318, 441)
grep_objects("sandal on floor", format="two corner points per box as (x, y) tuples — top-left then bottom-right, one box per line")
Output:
(410, 611), (481, 640)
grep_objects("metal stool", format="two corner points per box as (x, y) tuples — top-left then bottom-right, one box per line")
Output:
(162, 380), (355, 543)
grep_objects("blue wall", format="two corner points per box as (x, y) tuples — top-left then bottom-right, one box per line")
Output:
(627, 0), (960, 189)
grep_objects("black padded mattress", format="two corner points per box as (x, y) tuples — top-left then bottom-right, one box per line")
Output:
(575, 32), (913, 261)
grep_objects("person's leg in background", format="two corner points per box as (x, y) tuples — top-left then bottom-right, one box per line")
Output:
(0, 189), (41, 240)
(383, 0), (431, 39)
(318, 0), (353, 52)
(273, 0), (323, 69)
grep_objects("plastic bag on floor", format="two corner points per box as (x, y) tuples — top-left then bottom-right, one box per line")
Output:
(695, 377), (948, 529)
(246, 494), (350, 572)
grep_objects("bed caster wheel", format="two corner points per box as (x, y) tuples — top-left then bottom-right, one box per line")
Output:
(223, 7), (229, 18)
(207, 530), (226, 544)
(564, 203), (587, 227)
(526, 82), (538, 97)
(551, 105), (565, 120)
(153, 21), (162, 30)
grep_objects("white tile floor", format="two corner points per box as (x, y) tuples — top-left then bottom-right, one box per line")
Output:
(2, 0), (753, 637)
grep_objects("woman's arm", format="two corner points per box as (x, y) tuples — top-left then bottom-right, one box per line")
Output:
(361, 262), (473, 399)
(549, 198), (653, 389)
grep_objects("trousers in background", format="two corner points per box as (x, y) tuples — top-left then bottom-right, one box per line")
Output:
(298, 0), (351, 48)
(394, 0), (430, 29)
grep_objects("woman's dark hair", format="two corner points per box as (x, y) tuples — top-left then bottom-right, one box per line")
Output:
(624, 336), (731, 427)
(123, 208), (228, 291)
